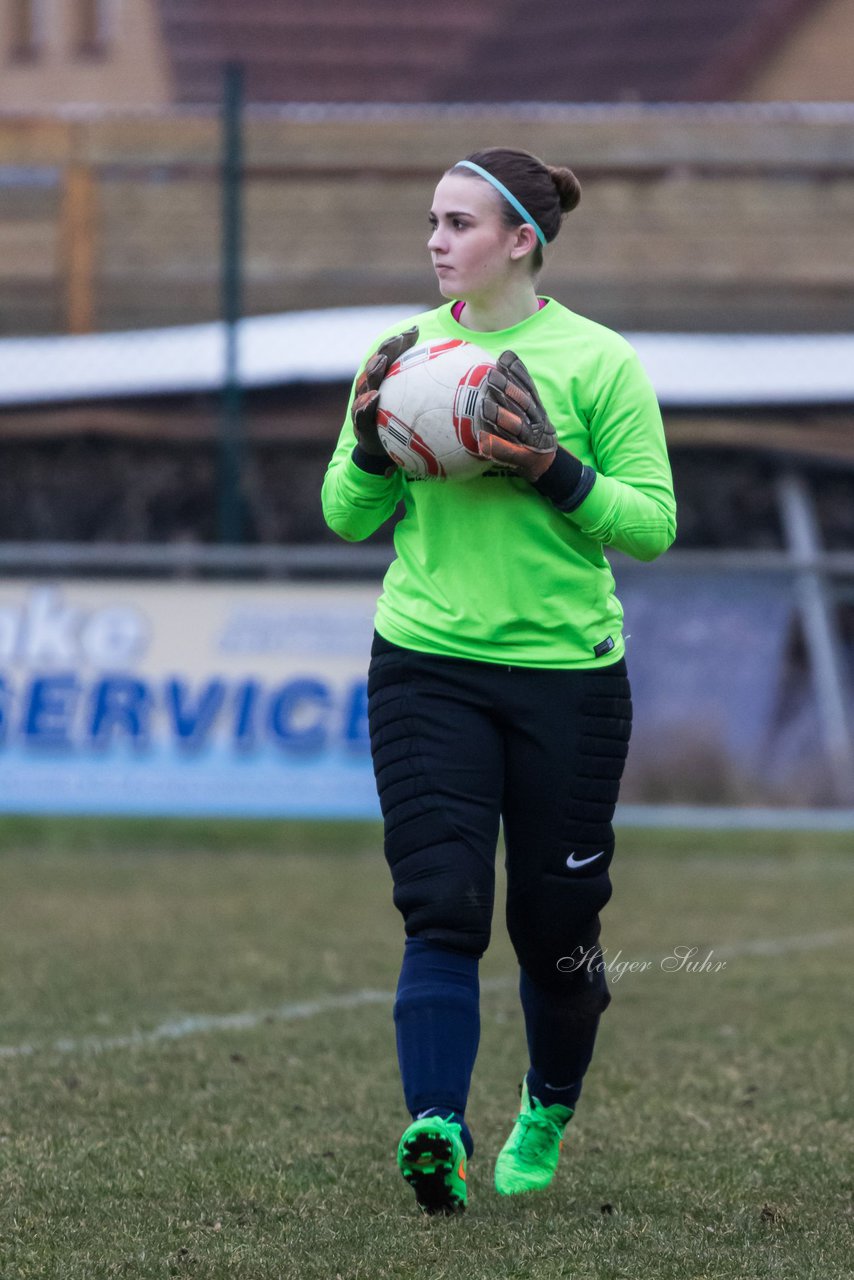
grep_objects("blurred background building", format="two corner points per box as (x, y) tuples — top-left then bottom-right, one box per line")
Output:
(0, 0), (852, 812)
(3, 0), (854, 109)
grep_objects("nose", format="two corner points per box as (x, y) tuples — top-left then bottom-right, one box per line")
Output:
(428, 224), (445, 253)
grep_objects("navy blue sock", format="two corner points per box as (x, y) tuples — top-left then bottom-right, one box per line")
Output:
(393, 937), (479, 1158)
(519, 967), (602, 1111)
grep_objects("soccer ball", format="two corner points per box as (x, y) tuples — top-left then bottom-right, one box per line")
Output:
(376, 338), (496, 480)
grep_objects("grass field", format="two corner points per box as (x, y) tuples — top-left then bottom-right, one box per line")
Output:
(0, 818), (851, 1280)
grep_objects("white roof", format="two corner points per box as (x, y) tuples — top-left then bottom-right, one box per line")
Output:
(1, 306), (852, 408)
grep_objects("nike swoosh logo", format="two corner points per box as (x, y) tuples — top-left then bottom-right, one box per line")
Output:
(566, 850), (605, 869)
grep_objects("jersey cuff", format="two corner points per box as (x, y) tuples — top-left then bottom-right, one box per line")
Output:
(533, 448), (597, 512)
(351, 444), (396, 477)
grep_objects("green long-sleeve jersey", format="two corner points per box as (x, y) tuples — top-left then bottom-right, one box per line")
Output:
(322, 298), (676, 668)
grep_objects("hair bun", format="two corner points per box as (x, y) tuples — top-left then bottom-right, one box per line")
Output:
(549, 166), (581, 213)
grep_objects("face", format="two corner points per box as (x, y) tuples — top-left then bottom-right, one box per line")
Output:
(427, 172), (533, 302)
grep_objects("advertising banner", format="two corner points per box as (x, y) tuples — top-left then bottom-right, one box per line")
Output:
(0, 580), (382, 817)
(0, 571), (809, 816)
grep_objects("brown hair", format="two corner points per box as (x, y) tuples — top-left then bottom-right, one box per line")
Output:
(450, 147), (581, 268)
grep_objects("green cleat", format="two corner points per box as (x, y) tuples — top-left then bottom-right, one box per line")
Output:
(494, 1079), (574, 1195)
(397, 1115), (468, 1215)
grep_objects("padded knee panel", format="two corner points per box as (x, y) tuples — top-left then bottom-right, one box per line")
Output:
(390, 835), (494, 957)
(369, 674), (494, 958)
(507, 867), (613, 997)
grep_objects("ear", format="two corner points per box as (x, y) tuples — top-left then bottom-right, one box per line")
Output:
(509, 223), (539, 260)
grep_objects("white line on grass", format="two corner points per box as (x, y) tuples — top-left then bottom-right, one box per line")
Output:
(711, 929), (854, 959)
(617, 805), (854, 831)
(0, 989), (395, 1060)
(0, 933), (850, 1062)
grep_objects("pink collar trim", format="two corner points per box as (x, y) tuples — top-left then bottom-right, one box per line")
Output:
(451, 298), (548, 322)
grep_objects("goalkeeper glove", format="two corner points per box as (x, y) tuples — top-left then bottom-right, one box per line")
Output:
(351, 326), (419, 458)
(479, 350), (595, 511)
(479, 350), (557, 479)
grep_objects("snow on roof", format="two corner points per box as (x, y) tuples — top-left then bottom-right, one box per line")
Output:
(1, 307), (853, 409)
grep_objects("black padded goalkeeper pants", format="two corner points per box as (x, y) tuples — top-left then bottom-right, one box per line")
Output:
(367, 631), (632, 1006)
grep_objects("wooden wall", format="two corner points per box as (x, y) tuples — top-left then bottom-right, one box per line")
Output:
(1, 109), (853, 337)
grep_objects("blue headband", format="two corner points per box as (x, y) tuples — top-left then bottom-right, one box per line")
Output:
(454, 159), (547, 247)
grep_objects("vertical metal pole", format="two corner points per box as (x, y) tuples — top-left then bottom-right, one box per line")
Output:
(218, 62), (245, 544)
(776, 472), (854, 804)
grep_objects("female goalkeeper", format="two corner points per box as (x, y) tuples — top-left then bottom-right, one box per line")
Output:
(322, 147), (676, 1215)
